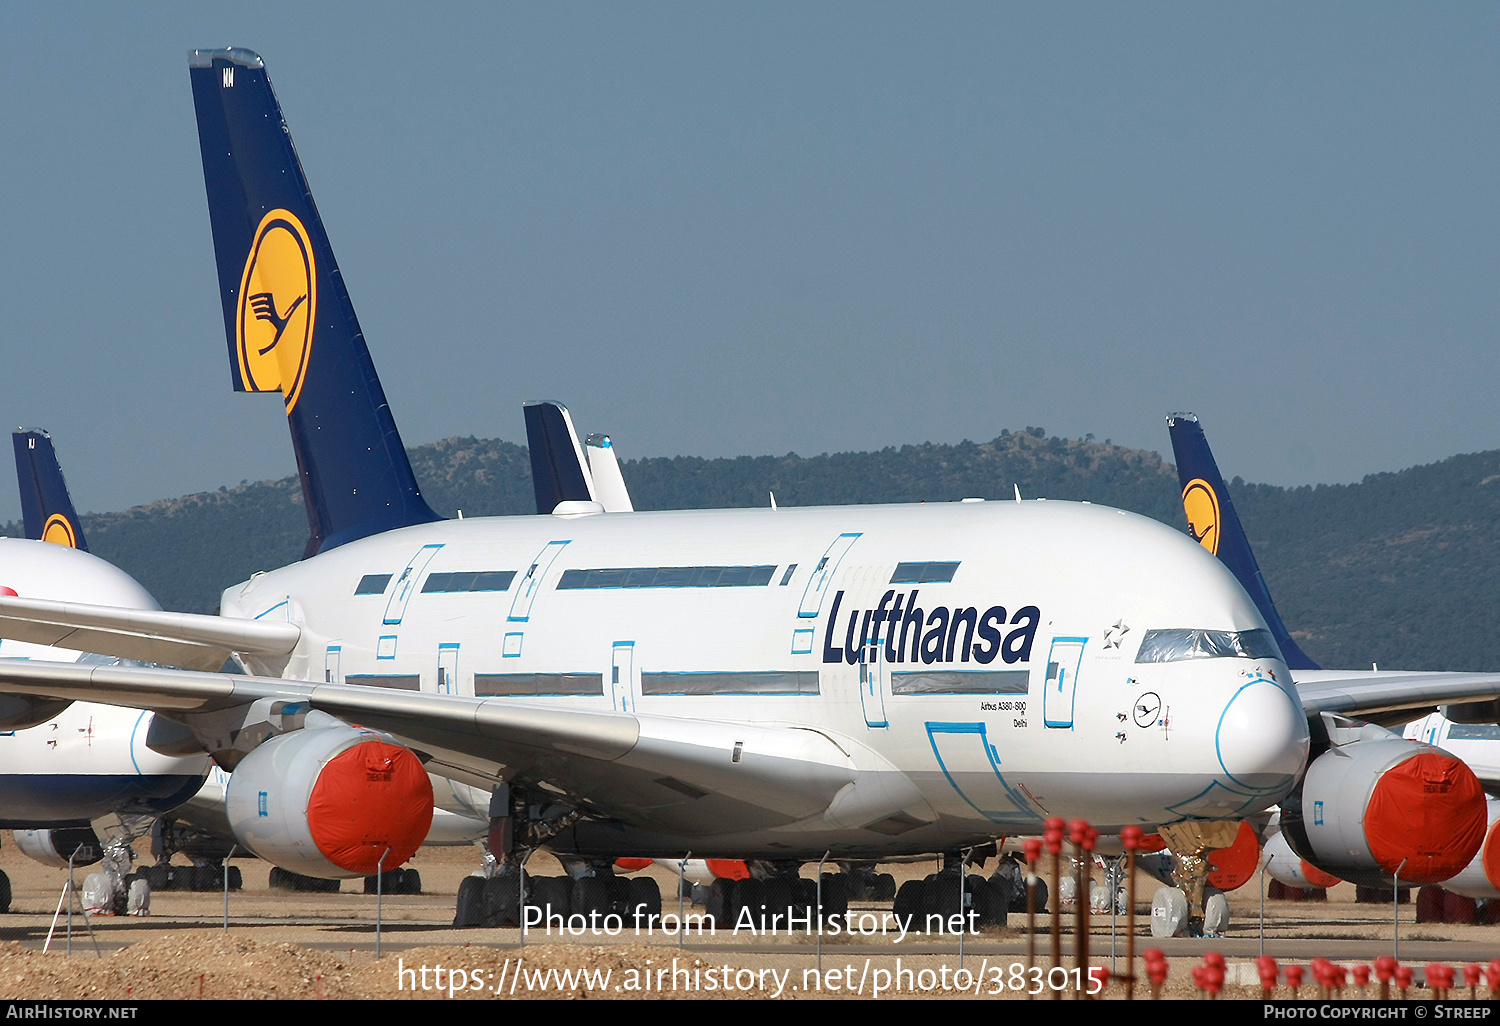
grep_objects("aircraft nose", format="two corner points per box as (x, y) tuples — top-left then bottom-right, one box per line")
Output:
(1214, 674), (1309, 792)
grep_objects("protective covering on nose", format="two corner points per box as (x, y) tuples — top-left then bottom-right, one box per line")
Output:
(1215, 675), (1308, 791)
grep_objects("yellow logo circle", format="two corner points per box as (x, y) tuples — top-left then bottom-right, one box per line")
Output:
(1181, 478), (1221, 555)
(41, 514), (78, 549)
(236, 209), (317, 414)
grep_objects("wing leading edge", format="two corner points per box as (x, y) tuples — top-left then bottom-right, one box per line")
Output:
(0, 658), (921, 842)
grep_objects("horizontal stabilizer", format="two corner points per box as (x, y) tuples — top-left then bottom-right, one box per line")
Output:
(0, 595), (300, 672)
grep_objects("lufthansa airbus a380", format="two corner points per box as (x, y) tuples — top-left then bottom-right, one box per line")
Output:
(0, 48), (1476, 926)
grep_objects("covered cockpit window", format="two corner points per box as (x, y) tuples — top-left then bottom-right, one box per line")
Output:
(1134, 628), (1283, 663)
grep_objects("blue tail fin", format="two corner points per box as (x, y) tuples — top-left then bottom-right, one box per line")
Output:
(1166, 413), (1319, 670)
(12, 430), (87, 551)
(523, 401), (597, 514)
(188, 48), (440, 555)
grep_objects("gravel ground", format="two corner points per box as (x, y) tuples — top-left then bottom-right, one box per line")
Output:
(0, 842), (1497, 1000)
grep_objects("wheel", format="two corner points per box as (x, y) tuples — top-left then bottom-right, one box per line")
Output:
(454, 875), (486, 927)
(570, 876), (612, 920)
(817, 873), (849, 923)
(892, 879), (926, 927)
(704, 878), (736, 926)
(626, 876), (662, 926)
(526, 875), (572, 929)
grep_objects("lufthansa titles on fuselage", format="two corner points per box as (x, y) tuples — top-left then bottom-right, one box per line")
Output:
(822, 589), (1040, 666)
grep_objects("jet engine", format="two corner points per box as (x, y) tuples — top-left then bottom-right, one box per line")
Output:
(224, 723), (433, 879)
(1280, 725), (1486, 888)
(1260, 820), (1342, 890)
(14, 827), (104, 868)
(1438, 796), (1500, 900)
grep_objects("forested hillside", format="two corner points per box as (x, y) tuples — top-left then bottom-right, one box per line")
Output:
(11, 428), (1498, 672)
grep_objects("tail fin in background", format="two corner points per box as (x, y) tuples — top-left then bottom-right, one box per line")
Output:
(188, 48), (441, 556)
(1166, 413), (1319, 671)
(585, 433), (634, 513)
(12, 431), (87, 551)
(523, 401), (597, 514)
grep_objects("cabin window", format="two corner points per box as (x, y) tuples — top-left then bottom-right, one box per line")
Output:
(474, 672), (604, 697)
(354, 574), (393, 595)
(889, 562), (960, 584)
(1134, 628), (1282, 663)
(556, 565), (777, 590)
(890, 670), (1029, 694)
(640, 670), (820, 696)
(1447, 723), (1500, 741)
(422, 570), (518, 593)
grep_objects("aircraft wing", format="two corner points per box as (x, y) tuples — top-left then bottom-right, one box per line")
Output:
(0, 595), (299, 672)
(0, 659), (875, 838)
(1295, 669), (1500, 722)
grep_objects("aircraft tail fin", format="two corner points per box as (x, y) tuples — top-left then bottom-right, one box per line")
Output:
(1166, 413), (1319, 670)
(188, 48), (441, 555)
(523, 401), (598, 514)
(585, 433), (634, 513)
(12, 430), (87, 552)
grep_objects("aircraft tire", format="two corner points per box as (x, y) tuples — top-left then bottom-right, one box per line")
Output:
(571, 876), (613, 922)
(454, 875), (485, 927)
(627, 876), (661, 925)
(818, 873), (849, 922)
(892, 879), (926, 926)
(704, 878), (736, 926)
(527, 875), (571, 923)
(481, 874), (521, 927)
(1149, 886), (1189, 938)
(875, 873), (897, 901)
(0, 870), (13, 914)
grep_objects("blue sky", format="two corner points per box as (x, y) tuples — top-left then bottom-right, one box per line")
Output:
(1, 3), (1495, 519)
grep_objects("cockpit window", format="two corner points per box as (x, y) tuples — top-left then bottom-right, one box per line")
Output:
(1134, 628), (1282, 664)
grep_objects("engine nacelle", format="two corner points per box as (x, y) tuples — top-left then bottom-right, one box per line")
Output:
(1439, 796), (1500, 900)
(14, 828), (104, 868)
(225, 724), (433, 879)
(1261, 824), (1342, 890)
(1281, 732), (1486, 888)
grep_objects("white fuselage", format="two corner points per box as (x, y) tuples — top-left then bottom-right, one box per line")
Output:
(0, 540), (209, 826)
(222, 499), (1310, 858)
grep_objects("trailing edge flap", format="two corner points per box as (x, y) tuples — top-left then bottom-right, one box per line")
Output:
(0, 596), (300, 672)
(1295, 669), (1500, 721)
(0, 660), (892, 833)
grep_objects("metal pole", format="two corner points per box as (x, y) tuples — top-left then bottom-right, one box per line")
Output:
(1259, 854), (1270, 958)
(223, 844), (238, 932)
(817, 851), (829, 975)
(376, 847), (390, 961)
(1393, 859), (1406, 962)
(678, 852), (690, 951)
(1125, 846), (1137, 1001)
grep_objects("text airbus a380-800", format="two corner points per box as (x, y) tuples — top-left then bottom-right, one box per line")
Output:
(8, 46), (1465, 927)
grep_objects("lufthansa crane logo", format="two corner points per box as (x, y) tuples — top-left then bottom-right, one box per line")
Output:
(236, 209), (317, 414)
(1181, 478), (1221, 555)
(41, 514), (78, 548)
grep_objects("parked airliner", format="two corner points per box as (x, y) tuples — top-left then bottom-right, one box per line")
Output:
(0, 49), (1490, 926)
(1167, 413), (1493, 892)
